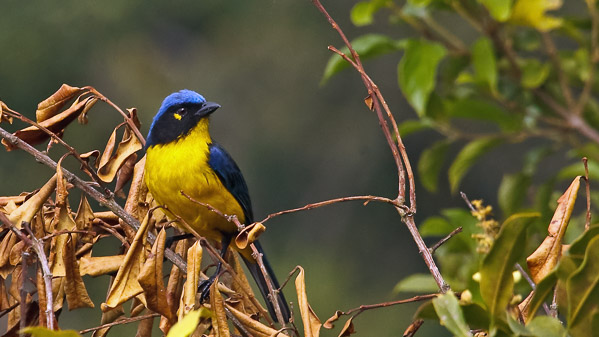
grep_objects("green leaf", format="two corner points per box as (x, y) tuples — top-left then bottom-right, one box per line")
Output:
(567, 235), (599, 327)
(557, 159), (599, 181)
(393, 273), (439, 294)
(520, 59), (551, 88)
(527, 316), (567, 337)
(419, 140), (451, 192)
(408, 0), (432, 6)
(478, 0), (513, 22)
(20, 327), (81, 337)
(448, 138), (503, 193)
(568, 225), (599, 259)
(447, 98), (520, 131)
(497, 173), (531, 215)
(480, 213), (538, 321)
(420, 216), (454, 237)
(432, 292), (473, 337)
(166, 309), (204, 337)
(398, 39), (447, 117)
(510, 0), (563, 32)
(472, 37), (498, 94)
(321, 34), (405, 84)
(398, 119), (433, 137)
(351, 2), (376, 26)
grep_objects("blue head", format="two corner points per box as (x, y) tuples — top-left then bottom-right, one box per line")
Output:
(146, 90), (220, 147)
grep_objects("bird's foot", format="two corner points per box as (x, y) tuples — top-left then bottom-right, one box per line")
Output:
(198, 275), (216, 303)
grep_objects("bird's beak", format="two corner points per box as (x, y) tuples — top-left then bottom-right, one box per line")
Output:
(196, 102), (221, 117)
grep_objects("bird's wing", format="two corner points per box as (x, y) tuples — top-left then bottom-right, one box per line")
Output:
(208, 142), (254, 223)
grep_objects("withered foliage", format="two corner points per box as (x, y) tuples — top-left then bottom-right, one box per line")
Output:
(0, 84), (320, 337)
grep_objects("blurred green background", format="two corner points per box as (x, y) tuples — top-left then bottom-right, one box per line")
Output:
(0, 1), (556, 336)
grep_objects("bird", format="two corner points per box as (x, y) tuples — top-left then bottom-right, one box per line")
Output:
(144, 89), (290, 323)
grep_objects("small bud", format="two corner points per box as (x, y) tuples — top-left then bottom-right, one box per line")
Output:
(512, 270), (521, 283)
(459, 290), (473, 305)
(472, 272), (481, 282)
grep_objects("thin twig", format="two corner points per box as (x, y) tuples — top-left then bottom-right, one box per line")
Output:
(78, 313), (159, 334)
(515, 263), (551, 316)
(336, 293), (438, 318)
(429, 227), (463, 254)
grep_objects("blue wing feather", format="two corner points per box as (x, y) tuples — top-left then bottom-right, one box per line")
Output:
(208, 143), (254, 223)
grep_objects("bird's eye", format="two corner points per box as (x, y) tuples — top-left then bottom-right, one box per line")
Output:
(173, 107), (186, 121)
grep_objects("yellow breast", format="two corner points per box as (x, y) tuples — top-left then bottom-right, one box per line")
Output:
(144, 119), (245, 240)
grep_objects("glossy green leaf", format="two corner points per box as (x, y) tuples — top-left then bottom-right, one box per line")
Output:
(166, 309), (203, 337)
(351, 2), (376, 26)
(393, 273), (439, 294)
(567, 236), (599, 327)
(20, 327), (81, 337)
(527, 316), (567, 337)
(447, 98), (520, 131)
(478, 0), (513, 21)
(498, 173), (531, 215)
(432, 292), (473, 337)
(398, 39), (447, 116)
(448, 138), (503, 193)
(568, 225), (599, 259)
(525, 271), (557, 320)
(472, 37), (498, 94)
(521, 59), (551, 88)
(480, 213), (538, 321)
(322, 34), (405, 84)
(419, 140), (451, 192)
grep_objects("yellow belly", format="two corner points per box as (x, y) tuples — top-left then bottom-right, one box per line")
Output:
(144, 122), (245, 241)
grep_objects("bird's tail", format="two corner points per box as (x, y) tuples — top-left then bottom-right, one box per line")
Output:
(241, 241), (291, 323)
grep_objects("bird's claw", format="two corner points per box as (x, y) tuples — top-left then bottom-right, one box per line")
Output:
(198, 276), (216, 303)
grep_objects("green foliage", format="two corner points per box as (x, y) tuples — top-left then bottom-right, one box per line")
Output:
(323, 0), (599, 335)
(397, 39), (447, 116)
(20, 327), (81, 337)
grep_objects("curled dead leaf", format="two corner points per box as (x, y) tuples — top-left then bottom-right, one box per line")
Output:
(0, 101), (14, 124)
(2, 96), (94, 151)
(63, 235), (94, 309)
(527, 176), (581, 283)
(235, 223), (266, 249)
(210, 279), (230, 337)
(139, 228), (173, 321)
(97, 123), (143, 183)
(36, 84), (84, 123)
(338, 316), (356, 337)
(295, 266), (322, 337)
(79, 255), (125, 277)
(364, 94), (374, 111)
(179, 240), (203, 319)
(323, 310), (343, 329)
(226, 304), (291, 337)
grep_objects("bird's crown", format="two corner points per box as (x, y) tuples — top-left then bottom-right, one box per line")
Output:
(156, 89), (206, 119)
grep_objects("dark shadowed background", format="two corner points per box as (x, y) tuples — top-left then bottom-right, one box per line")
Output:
(1, 1), (577, 336)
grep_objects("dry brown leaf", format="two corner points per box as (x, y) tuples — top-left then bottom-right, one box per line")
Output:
(75, 194), (95, 231)
(139, 228), (173, 321)
(230, 253), (261, 316)
(36, 267), (49, 328)
(0, 275), (10, 311)
(0, 196), (26, 206)
(102, 211), (151, 311)
(52, 276), (65, 312)
(160, 239), (187, 335)
(80, 255), (126, 277)
(2, 96), (94, 151)
(120, 156), (148, 241)
(210, 279), (231, 337)
(364, 94), (374, 111)
(338, 316), (356, 337)
(7, 266), (22, 329)
(179, 240), (203, 319)
(0, 101), (15, 124)
(36, 84), (84, 123)
(8, 175), (57, 228)
(235, 223), (266, 250)
(323, 310), (343, 329)
(114, 153), (137, 197)
(295, 266), (322, 337)
(8, 240), (26, 266)
(226, 304), (290, 337)
(526, 176), (581, 283)
(49, 201), (77, 277)
(63, 234), (94, 309)
(78, 97), (98, 125)
(403, 319), (424, 337)
(97, 124), (143, 183)
(0, 232), (17, 271)
(80, 150), (101, 169)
